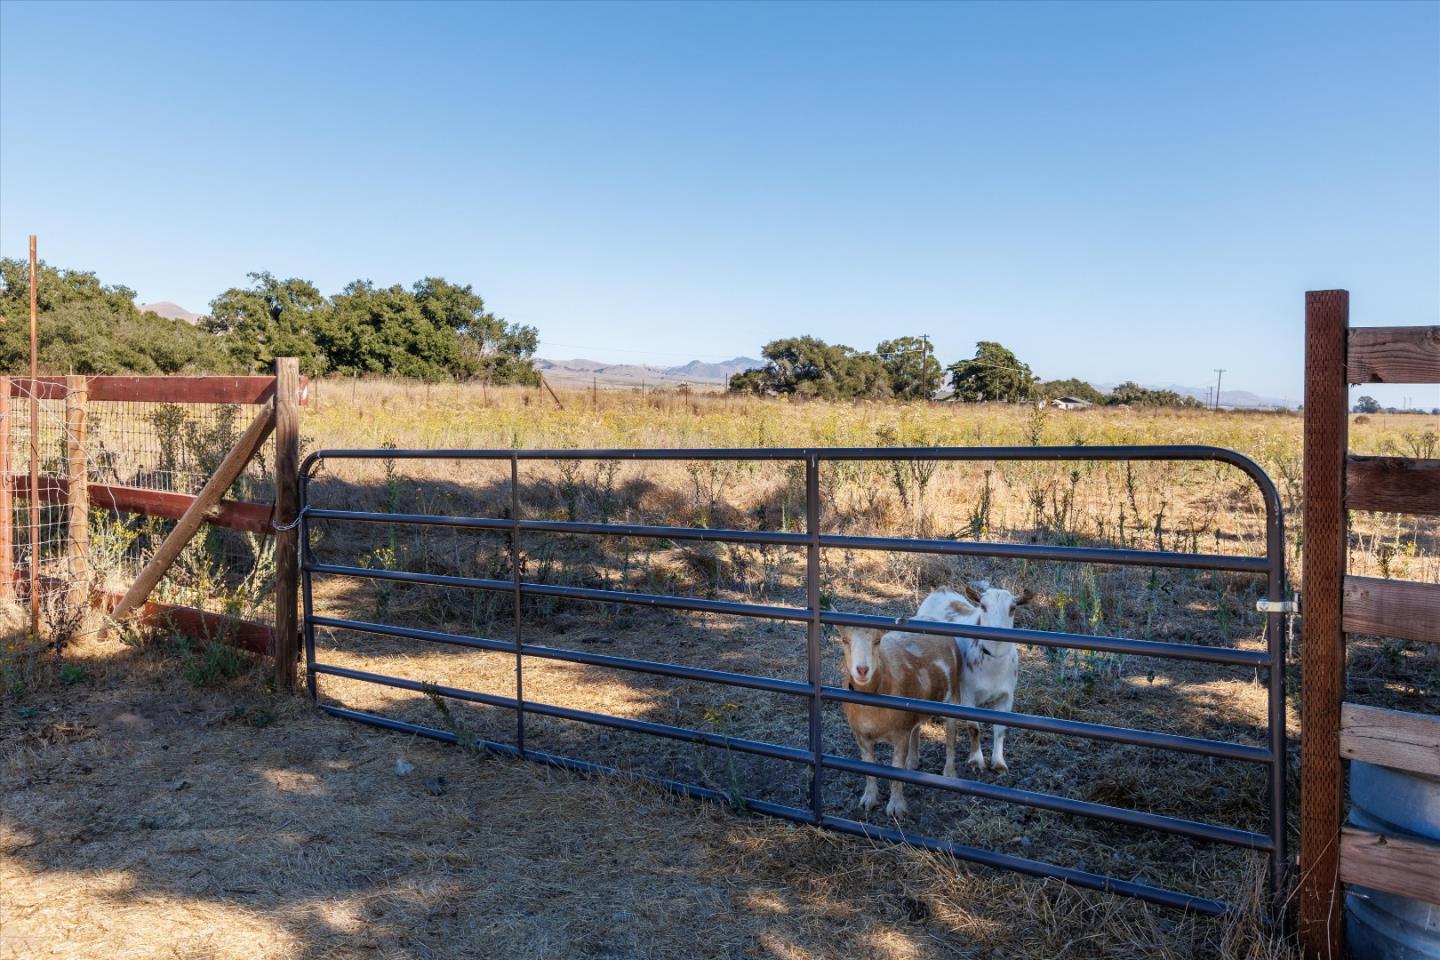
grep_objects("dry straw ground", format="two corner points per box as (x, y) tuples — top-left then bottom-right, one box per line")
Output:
(3, 380), (1437, 959)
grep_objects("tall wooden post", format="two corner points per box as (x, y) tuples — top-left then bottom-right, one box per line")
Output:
(65, 376), (89, 618)
(1300, 289), (1349, 960)
(0, 377), (12, 602)
(27, 235), (40, 639)
(273, 357), (301, 690)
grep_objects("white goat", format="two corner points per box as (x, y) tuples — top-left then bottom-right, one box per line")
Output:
(833, 626), (960, 818)
(915, 582), (1033, 773)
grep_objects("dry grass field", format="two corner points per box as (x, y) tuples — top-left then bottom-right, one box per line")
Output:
(4, 380), (1437, 959)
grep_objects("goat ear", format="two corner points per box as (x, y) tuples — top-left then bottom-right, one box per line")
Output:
(1014, 589), (1035, 607)
(947, 599), (975, 617)
(963, 582), (984, 605)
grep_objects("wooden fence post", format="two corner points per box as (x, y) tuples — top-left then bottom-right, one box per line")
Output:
(65, 376), (89, 618)
(1300, 289), (1349, 960)
(0, 377), (12, 602)
(273, 358), (300, 691)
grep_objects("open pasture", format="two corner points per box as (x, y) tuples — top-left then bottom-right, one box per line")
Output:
(4, 380), (1436, 959)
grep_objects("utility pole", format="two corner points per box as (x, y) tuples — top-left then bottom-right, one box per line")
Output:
(1213, 368), (1226, 411)
(921, 335), (933, 400)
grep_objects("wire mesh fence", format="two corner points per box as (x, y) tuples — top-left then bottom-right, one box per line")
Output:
(3, 380), (277, 641)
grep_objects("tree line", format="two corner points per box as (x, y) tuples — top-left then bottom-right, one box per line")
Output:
(0, 259), (539, 383)
(729, 336), (1203, 407)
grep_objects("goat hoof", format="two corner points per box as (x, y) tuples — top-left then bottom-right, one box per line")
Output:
(992, 760), (1008, 774)
(942, 764), (957, 780)
(886, 802), (909, 819)
(967, 754), (986, 771)
(860, 794), (880, 812)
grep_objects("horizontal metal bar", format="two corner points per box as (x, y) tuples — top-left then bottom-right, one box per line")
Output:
(313, 663), (812, 765)
(309, 562), (511, 592)
(820, 816), (1227, 915)
(307, 561), (811, 622)
(306, 507), (809, 547)
(822, 685), (1272, 764)
(822, 753), (1271, 850)
(309, 564), (1266, 667)
(316, 703), (812, 823)
(521, 519), (807, 546)
(820, 533), (1268, 574)
(821, 610), (1272, 668)
(306, 443), (1265, 465)
(306, 506), (1263, 571)
(312, 614), (514, 653)
(522, 580), (808, 620)
(521, 641), (812, 697)
(311, 614), (813, 698)
(313, 662), (518, 708)
(307, 507), (511, 531)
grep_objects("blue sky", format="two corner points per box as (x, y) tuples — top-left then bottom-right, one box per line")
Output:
(1, 1), (1436, 405)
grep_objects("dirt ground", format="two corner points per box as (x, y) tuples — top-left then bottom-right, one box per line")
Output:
(2, 630), (1298, 960)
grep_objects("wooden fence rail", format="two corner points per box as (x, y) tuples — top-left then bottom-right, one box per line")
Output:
(7, 374), (310, 405)
(1338, 703), (1440, 779)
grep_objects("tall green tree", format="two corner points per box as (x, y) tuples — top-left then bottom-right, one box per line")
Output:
(946, 341), (1034, 402)
(1105, 381), (1203, 408)
(876, 336), (942, 401)
(322, 280), (444, 378)
(729, 336), (891, 400)
(0, 259), (232, 374)
(1034, 377), (1105, 404)
(205, 272), (538, 382)
(414, 277), (538, 384)
(205, 272), (328, 373)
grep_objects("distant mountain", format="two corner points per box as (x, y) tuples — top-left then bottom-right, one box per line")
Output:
(1159, 384), (1297, 410)
(139, 301), (203, 324)
(663, 357), (762, 381)
(534, 355), (762, 388)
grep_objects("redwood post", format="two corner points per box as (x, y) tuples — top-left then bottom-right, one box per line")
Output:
(65, 376), (89, 618)
(0, 377), (12, 601)
(272, 357), (301, 690)
(1300, 289), (1349, 960)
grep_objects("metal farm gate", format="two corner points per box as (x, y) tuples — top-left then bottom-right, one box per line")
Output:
(298, 445), (1289, 916)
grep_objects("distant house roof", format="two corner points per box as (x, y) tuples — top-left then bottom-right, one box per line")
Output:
(1050, 396), (1092, 408)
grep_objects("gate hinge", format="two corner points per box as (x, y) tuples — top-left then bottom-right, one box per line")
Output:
(1256, 597), (1300, 615)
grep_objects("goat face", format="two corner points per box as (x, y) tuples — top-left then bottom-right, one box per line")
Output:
(834, 627), (885, 688)
(961, 583), (1034, 630)
(958, 584), (1034, 668)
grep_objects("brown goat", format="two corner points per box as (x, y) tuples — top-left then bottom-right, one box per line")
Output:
(834, 626), (961, 818)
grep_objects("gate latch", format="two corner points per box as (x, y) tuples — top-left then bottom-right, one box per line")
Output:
(1256, 597), (1300, 615)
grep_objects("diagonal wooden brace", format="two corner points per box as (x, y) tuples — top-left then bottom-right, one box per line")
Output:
(111, 401), (276, 622)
